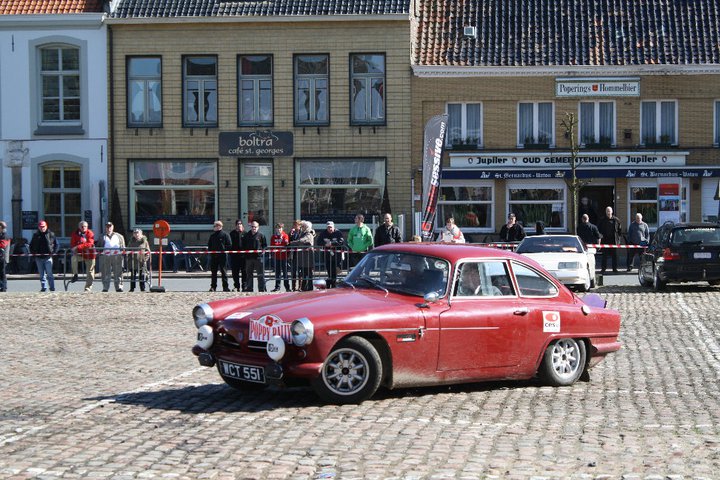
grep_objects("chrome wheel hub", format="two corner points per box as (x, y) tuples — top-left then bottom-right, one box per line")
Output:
(550, 339), (580, 379)
(322, 348), (369, 395)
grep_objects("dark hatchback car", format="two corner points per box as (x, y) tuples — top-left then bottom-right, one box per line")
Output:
(639, 222), (720, 290)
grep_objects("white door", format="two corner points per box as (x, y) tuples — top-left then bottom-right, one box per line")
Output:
(240, 162), (273, 239)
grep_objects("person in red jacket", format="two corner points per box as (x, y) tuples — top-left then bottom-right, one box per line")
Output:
(70, 221), (97, 292)
(270, 222), (290, 292)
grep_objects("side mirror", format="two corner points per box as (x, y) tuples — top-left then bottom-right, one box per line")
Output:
(423, 291), (440, 303)
(312, 279), (327, 290)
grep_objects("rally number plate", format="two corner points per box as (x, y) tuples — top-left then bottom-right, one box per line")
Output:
(218, 360), (266, 384)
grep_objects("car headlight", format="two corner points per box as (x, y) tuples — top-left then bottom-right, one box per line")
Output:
(193, 303), (214, 328)
(558, 262), (581, 270)
(291, 317), (314, 346)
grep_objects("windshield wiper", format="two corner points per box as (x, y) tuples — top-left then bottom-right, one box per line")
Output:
(355, 275), (389, 294)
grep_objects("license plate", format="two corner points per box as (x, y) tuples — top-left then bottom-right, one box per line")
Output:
(694, 252), (712, 259)
(218, 360), (265, 384)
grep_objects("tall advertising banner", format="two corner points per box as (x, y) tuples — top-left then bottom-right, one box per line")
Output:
(420, 114), (449, 241)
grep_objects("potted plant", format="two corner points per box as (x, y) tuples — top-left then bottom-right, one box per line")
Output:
(451, 136), (480, 151)
(524, 134), (550, 149)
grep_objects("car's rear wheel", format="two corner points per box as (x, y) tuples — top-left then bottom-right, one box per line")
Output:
(638, 266), (652, 287)
(312, 336), (382, 404)
(653, 266), (666, 291)
(539, 338), (586, 386)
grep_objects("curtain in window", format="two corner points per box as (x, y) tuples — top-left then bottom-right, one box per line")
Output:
(519, 103), (533, 143)
(447, 104), (462, 144)
(641, 102), (656, 144)
(466, 104), (482, 145)
(660, 102), (675, 143)
(599, 102), (613, 143)
(580, 103), (594, 143)
(538, 103), (552, 143)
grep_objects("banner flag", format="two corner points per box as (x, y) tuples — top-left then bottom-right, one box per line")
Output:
(420, 114), (449, 241)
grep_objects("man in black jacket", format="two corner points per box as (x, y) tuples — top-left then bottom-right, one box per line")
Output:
(229, 219), (246, 292)
(374, 213), (402, 247)
(29, 220), (59, 292)
(597, 206), (622, 273)
(499, 213), (526, 242)
(242, 221), (268, 292)
(316, 221), (345, 288)
(577, 214), (601, 245)
(207, 220), (231, 291)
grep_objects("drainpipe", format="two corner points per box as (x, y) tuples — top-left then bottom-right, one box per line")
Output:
(107, 23), (115, 223)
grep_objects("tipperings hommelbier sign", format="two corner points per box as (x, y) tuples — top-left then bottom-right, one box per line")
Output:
(219, 131), (293, 157)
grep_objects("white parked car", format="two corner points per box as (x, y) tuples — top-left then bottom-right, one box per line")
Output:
(515, 235), (597, 291)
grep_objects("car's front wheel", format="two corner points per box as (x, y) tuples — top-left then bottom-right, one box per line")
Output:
(653, 266), (666, 291)
(539, 338), (586, 386)
(638, 266), (652, 287)
(312, 336), (382, 404)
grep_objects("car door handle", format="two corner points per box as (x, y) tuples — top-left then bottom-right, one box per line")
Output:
(513, 307), (529, 316)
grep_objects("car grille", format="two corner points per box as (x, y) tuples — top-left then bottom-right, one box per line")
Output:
(218, 332), (241, 348)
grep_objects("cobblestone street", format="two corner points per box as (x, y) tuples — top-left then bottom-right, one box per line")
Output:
(1, 286), (719, 479)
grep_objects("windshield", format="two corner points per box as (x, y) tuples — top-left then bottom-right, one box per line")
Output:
(670, 227), (720, 246)
(515, 236), (583, 254)
(345, 251), (450, 297)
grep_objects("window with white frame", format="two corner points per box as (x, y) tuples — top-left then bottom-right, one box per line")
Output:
(130, 160), (217, 228)
(507, 182), (565, 230)
(350, 54), (385, 125)
(295, 54), (329, 126)
(641, 100), (677, 146)
(446, 103), (482, 149)
(518, 102), (554, 146)
(40, 46), (80, 125)
(238, 55), (273, 126)
(579, 101), (615, 146)
(41, 163), (82, 238)
(297, 159), (385, 225)
(127, 57), (162, 127)
(437, 182), (493, 232)
(183, 56), (217, 127)
(628, 183), (658, 228)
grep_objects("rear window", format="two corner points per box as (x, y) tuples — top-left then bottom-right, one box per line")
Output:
(670, 227), (720, 246)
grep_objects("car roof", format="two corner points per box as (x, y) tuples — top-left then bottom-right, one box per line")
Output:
(662, 222), (720, 229)
(373, 242), (528, 265)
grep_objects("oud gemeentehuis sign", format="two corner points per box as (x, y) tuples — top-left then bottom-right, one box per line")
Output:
(219, 131), (293, 157)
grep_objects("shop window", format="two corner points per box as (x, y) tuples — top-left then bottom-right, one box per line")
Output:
(437, 184), (493, 233)
(183, 56), (217, 127)
(238, 55), (273, 126)
(350, 54), (385, 125)
(518, 102), (553, 147)
(295, 54), (329, 126)
(446, 103), (482, 150)
(41, 163), (82, 238)
(127, 56), (162, 127)
(641, 100), (677, 146)
(130, 160), (217, 228)
(297, 159), (384, 225)
(579, 101), (615, 147)
(629, 185), (658, 228)
(40, 46), (80, 125)
(508, 186), (565, 230)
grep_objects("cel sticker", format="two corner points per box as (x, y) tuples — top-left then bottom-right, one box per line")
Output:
(542, 311), (561, 333)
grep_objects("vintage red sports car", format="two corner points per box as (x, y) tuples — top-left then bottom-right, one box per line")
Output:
(192, 243), (621, 404)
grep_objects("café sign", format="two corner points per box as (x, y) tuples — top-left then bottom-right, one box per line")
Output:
(450, 151), (689, 169)
(219, 131), (293, 157)
(555, 77), (640, 97)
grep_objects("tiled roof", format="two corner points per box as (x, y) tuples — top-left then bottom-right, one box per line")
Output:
(414, 0), (720, 66)
(111, 0), (410, 18)
(0, 0), (106, 15)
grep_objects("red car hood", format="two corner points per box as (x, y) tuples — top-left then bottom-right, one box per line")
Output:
(204, 288), (421, 326)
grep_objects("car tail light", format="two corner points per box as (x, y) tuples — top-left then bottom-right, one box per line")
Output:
(662, 248), (680, 261)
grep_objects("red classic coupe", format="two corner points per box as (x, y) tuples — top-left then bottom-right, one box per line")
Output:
(192, 243), (621, 404)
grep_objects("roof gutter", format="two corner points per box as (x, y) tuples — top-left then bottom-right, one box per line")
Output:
(105, 13), (408, 25)
(0, 13), (105, 29)
(413, 64), (720, 77)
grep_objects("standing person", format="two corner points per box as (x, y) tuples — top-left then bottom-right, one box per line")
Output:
(289, 220), (315, 291)
(347, 214), (373, 267)
(270, 222), (290, 292)
(29, 220), (59, 292)
(374, 213), (402, 247)
(0, 221), (9, 292)
(288, 219), (303, 291)
(626, 212), (650, 271)
(499, 213), (526, 242)
(437, 217), (465, 243)
(99, 222), (126, 292)
(242, 221), (268, 292)
(535, 221), (546, 236)
(208, 220), (231, 292)
(229, 219), (246, 292)
(316, 221), (345, 288)
(577, 214), (602, 245)
(597, 206), (623, 273)
(127, 228), (150, 292)
(70, 221), (96, 292)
